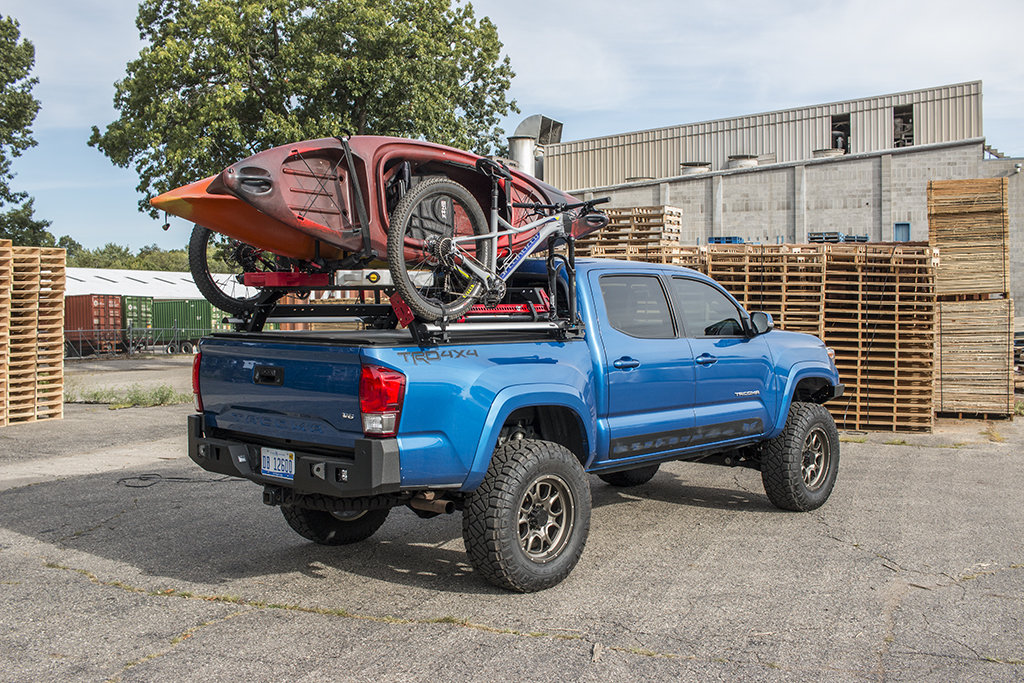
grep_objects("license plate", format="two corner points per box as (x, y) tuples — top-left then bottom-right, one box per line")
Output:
(261, 447), (295, 481)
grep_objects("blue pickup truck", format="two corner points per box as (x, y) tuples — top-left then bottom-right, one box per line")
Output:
(188, 258), (843, 592)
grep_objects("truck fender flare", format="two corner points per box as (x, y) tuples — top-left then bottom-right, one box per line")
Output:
(768, 362), (839, 438)
(461, 384), (596, 492)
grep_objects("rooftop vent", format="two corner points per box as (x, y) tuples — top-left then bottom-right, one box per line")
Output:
(727, 154), (758, 169)
(680, 162), (711, 175)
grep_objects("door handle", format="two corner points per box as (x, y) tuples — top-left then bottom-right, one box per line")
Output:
(695, 353), (718, 366)
(613, 357), (641, 369)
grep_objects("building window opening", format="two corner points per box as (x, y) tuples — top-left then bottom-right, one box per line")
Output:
(830, 114), (850, 152)
(894, 222), (910, 242)
(894, 105), (913, 147)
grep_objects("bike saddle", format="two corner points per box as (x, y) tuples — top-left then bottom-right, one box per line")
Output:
(475, 157), (513, 181)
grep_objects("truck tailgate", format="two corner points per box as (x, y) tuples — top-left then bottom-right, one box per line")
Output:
(198, 336), (364, 449)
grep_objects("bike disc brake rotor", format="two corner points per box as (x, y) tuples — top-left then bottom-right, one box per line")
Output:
(404, 193), (479, 303)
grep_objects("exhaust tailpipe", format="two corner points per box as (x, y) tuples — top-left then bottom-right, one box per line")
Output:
(409, 492), (455, 515)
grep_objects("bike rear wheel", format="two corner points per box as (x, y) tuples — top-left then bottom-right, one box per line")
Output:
(386, 177), (491, 322)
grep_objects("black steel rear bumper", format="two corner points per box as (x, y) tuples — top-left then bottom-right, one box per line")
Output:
(187, 414), (401, 498)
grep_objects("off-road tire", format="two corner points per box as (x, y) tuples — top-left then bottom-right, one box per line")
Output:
(597, 463), (660, 487)
(386, 176), (491, 322)
(462, 439), (591, 592)
(281, 506), (390, 545)
(761, 401), (840, 511)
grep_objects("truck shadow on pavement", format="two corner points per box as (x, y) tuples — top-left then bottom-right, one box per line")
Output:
(0, 461), (775, 595)
(590, 468), (776, 513)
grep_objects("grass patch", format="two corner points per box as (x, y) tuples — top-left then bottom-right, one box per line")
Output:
(982, 424), (1005, 443)
(883, 439), (909, 446)
(840, 436), (867, 443)
(65, 383), (192, 409)
(1015, 400), (1024, 417)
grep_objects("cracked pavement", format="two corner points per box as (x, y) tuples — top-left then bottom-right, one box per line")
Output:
(1, 394), (1022, 680)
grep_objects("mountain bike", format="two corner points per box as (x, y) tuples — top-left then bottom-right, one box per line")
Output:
(386, 158), (609, 323)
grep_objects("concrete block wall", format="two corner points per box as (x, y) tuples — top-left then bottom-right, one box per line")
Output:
(803, 158), (878, 239)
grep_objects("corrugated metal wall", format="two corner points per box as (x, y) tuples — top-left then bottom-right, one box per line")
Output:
(545, 82), (983, 190)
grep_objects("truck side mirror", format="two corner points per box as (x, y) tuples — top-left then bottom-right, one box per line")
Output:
(749, 311), (774, 335)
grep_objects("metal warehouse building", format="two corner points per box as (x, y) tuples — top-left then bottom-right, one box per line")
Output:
(514, 82), (1022, 323)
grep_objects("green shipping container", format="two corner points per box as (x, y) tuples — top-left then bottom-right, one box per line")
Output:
(153, 299), (233, 340)
(121, 295), (154, 330)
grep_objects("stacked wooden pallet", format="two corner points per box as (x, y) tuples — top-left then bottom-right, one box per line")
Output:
(935, 299), (1014, 414)
(0, 245), (66, 426)
(577, 206), (684, 261)
(707, 245), (827, 338)
(928, 178), (1014, 417)
(928, 178), (1010, 296)
(702, 243), (935, 431)
(0, 240), (11, 426)
(823, 245), (936, 432)
(35, 249), (66, 421)
(8, 248), (40, 423)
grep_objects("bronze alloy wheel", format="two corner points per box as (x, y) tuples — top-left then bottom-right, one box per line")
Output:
(801, 426), (831, 491)
(518, 474), (575, 563)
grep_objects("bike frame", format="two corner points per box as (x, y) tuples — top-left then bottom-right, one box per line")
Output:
(448, 210), (568, 286)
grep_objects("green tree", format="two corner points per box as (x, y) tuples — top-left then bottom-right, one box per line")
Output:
(71, 243), (137, 269)
(90, 0), (517, 217)
(65, 241), (230, 272)
(0, 14), (55, 246)
(0, 198), (53, 246)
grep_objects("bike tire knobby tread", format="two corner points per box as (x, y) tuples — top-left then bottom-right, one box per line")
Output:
(386, 176), (490, 322)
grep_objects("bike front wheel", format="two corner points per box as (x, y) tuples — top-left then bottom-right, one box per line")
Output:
(386, 177), (492, 322)
(188, 225), (286, 316)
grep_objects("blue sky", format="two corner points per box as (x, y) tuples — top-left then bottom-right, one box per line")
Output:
(5, 0), (1024, 251)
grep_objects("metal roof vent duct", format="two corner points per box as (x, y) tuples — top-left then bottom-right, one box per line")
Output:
(681, 161), (712, 175)
(727, 154), (758, 169)
(508, 115), (563, 179)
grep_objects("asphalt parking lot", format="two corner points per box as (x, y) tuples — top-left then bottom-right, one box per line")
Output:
(1, 359), (1022, 681)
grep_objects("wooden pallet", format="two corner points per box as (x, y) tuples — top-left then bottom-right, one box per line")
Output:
(0, 239), (11, 427)
(8, 248), (40, 424)
(0, 246), (67, 425)
(928, 178), (1009, 296)
(36, 248), (66, 421)
(577, 206), (684, 259)
(935, 298), (1014, 415)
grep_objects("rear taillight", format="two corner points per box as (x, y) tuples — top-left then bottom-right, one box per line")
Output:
(192, 351), (203, 412)
(359, 364), (405, 437)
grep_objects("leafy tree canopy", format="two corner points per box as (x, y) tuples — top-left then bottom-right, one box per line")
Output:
(0, 14), (55, 247)
(67, 241), (231, 272)
(0, 197), (54, 246)
(91, 0), (518, 217)
(0, 14), (40, 206)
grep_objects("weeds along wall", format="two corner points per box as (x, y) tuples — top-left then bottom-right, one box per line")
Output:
(0, 240), (66, 427)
